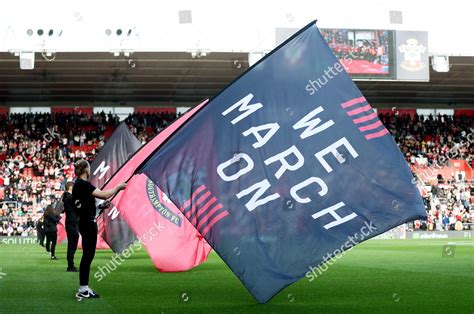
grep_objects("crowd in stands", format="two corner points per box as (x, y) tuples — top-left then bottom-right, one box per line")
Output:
(0, 111), (472, 237)
(379, 113), (473, 167)
(0, 111), (177, 236)
(380, 113), (473, 231)
(418, 182), (473, 231)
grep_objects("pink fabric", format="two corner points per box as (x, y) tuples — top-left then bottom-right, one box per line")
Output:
(340, 96), (366, 108)
(58, 214), (110, 249)
(57, 216), (67, 243)
(115, 174), (211, 271)
(101, 99), (211, 271)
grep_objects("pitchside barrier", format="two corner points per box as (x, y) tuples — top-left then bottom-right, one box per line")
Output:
(407, 230), (473, 240)
(0, 236), (39, 245)
(372, 225), (474, 240)
(372, 224), (407, 240)
(1, 231), (472, 245)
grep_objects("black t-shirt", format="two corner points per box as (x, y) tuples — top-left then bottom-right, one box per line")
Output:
(72, 179), (97, 222)
(43, 214), (60, 233)
(62, 191), (78, 223)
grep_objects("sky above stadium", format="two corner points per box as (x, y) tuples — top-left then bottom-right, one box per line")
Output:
(0, 0), (472, 55)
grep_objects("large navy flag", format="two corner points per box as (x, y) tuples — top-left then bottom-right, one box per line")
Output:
(138, 21), (426, 303)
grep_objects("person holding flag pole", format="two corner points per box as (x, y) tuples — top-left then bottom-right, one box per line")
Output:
(72, 159), (127, 299)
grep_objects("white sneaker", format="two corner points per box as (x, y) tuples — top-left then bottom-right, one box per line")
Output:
(76, 288), (100, 299)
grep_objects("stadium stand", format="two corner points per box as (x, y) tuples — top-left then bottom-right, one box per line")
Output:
(0, 111), (177, 236)
(379, 113), (473, 167)
(0, 111), (472, 236)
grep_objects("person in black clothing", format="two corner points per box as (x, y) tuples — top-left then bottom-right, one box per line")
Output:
(73, 159), (126, 299)
(36, 217), (45, 247)
(43, 205), (60, 260)
(62, 181), (79, 272)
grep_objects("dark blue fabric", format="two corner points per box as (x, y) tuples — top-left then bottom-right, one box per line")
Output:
(138, 21), (426, 303)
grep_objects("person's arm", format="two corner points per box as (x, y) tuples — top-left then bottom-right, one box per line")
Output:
(61, 193), (69, 213)
(92, 183), (127, 200)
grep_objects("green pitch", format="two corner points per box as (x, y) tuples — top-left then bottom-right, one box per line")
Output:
(0, 239), (472, 313)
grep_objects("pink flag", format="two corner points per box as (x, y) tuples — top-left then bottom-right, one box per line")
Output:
(57, 215), (109, 249)
(101, 100), (211, 271)
(57, 217), (67, 243)
(116, 173), (210, 271)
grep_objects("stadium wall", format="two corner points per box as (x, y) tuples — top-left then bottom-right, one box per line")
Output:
(407, 231), (474, 240)
(2, 107), (472, 116)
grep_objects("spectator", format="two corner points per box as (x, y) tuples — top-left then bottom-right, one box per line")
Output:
(0, 111), (471, 235)
(0, 111), (177, 236)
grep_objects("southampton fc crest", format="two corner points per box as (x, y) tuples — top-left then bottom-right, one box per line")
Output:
(146, 178), (183, 227)
(398, 38), (426, 71)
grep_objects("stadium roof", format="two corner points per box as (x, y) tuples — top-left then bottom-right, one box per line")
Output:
(0, 52), (473, 108)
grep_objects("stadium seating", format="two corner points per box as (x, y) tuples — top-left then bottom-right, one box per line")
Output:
(0, 111), (177, 236)
(0, 111), (472, 236)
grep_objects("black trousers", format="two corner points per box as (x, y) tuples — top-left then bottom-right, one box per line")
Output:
(45, 231), (57, 256)
(37, 230), (45, 246)
(78, 221), (97, 286)
(66, 222), (79, 269)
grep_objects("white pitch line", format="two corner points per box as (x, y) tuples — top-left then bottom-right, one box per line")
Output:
(447, 242), (474, 246)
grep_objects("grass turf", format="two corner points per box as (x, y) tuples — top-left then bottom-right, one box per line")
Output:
(0, 238), (472, 313)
